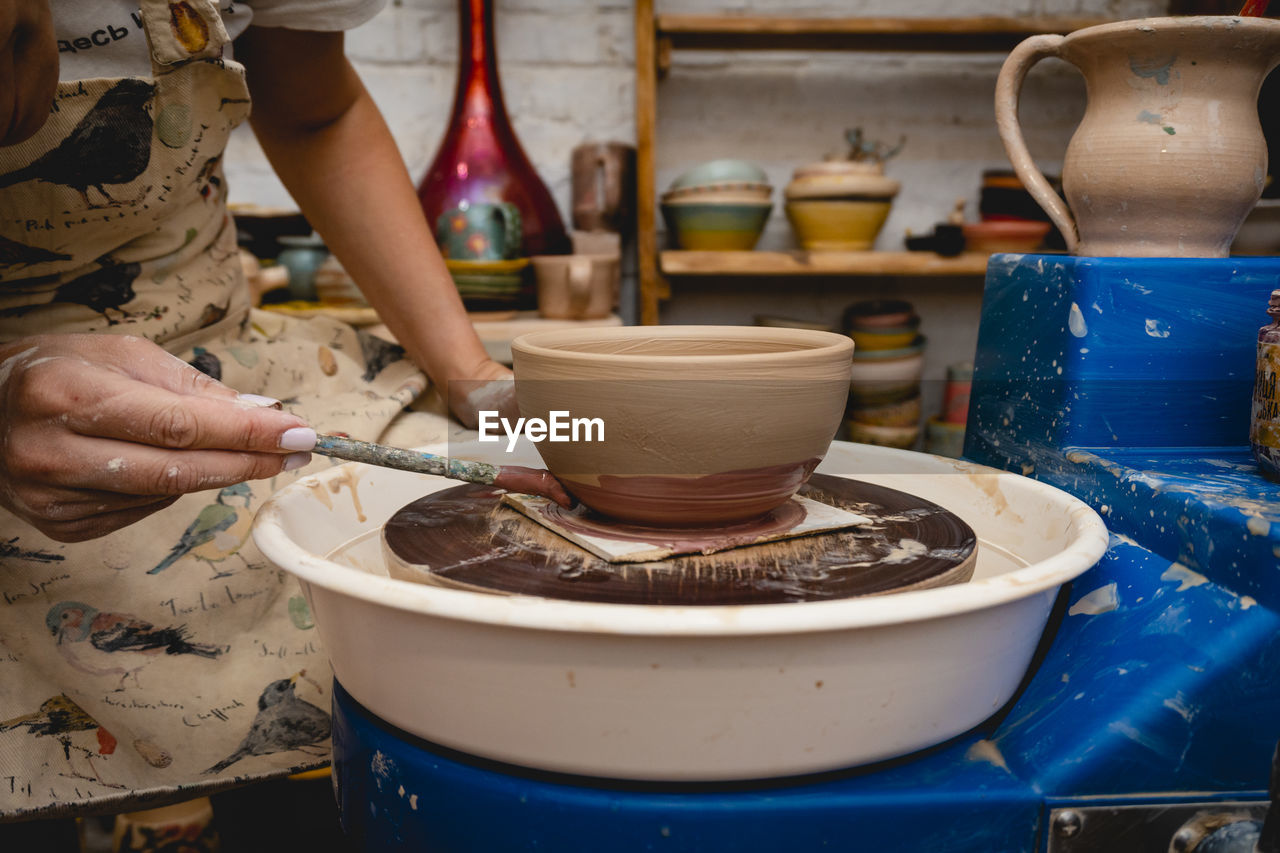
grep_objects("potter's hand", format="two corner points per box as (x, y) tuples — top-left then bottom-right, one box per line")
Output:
(447, 360), (517, 431)
(0, 335), (316, 542)
(0, 0), (57, 146)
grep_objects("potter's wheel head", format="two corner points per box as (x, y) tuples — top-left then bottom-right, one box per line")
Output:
(381, 474), (978, 606)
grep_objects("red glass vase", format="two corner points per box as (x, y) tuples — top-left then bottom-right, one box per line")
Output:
(418, 0), (570, 307)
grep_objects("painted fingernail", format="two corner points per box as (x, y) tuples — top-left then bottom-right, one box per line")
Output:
(280, 427), (317, 451)
(237, 393), (282, 409)
(282, 451), (311, 471)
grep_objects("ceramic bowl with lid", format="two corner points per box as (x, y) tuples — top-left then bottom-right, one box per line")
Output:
(784, 161), (901, 251)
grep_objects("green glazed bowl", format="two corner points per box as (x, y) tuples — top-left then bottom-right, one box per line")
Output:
(661, 201), (772, 251)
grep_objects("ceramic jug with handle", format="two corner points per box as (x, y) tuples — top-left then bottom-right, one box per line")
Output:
(996, 16), (1280, 258)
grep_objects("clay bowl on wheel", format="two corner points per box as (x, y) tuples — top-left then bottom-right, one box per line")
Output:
(510, 325), (854, 526)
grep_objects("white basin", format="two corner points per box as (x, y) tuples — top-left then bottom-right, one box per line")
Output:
(252, 440), (1107, 781)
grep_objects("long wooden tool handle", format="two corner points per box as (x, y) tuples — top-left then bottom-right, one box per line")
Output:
(312, 434), (500, 485)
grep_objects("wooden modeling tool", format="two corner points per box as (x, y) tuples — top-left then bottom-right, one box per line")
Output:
(1240, 0), (1271, 15)
(311, 434), (574, 508)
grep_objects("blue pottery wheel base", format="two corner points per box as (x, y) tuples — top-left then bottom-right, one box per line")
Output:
(330, 679), (1040, 852)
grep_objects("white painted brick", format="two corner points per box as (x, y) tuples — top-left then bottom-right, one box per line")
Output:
(343, 4), (443, 65)
(226, 0), (1177, 374)
(496, 11), (605, 66)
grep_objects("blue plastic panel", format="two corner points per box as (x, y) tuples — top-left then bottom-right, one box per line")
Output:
(968, 254), (1280, 449)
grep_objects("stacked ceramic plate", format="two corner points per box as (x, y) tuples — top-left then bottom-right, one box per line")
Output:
(843, 300), (926, 449)
(660, 159), (773, 250)
(445, 258), (530, 310)
(962, 169), (1053, 254)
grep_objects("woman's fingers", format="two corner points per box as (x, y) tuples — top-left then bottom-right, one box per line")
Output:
(0, 334), (315, 542)
(32, 497), (182, 544)
(108, 334), (243, 401)
(12, 348), (314, 454)
(6, 433), (310, 497)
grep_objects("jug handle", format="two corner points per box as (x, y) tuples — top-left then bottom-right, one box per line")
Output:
(994, 34), (1077, 253)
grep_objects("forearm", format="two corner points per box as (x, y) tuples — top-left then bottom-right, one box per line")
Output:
(239, 31), (492, 389)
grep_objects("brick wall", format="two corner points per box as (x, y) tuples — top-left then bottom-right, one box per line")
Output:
(224, 0), (1169, 420)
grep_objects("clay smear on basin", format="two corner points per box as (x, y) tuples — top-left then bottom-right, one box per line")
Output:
(511, 326), (854, 526)
(381, 474), (977, 606)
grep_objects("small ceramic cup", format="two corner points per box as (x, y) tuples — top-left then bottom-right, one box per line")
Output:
(532, 254), (619, 320)
(277, 234), (329, 302)
(436, 201), (523, 261)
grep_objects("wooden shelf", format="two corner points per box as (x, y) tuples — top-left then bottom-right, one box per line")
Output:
(660, 250), (992, 278)
(655, 15), (1111, 54)
(633, 4), (1113, 323)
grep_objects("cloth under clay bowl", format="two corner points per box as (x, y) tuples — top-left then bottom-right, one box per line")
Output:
(962, 220), (1051, 254)
(784, 161), (901, 251)
(511, 325), (854, 526)
(669, 159), (769, 192)
(661, 200), (772, 251)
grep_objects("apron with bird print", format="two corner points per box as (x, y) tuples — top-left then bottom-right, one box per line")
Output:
(0, 0), (453, 820)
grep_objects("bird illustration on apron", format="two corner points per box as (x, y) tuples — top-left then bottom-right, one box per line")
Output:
(0, 0), (446, 820)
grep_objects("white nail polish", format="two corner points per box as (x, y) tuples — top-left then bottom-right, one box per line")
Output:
(237, 393), (282, 409)
(280, 427), (317, 451)
(282, 451), (311, 471)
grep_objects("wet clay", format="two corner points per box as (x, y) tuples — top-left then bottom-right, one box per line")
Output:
(561, 458), (820, 527)
(491, 465), (575, 508)
(510, 326), (854, 525)
(381, 474), (978, 605)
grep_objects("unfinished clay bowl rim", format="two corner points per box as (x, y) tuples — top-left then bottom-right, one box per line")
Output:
(252, 442), (1109, 639)
(511, 324), (854, 368)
